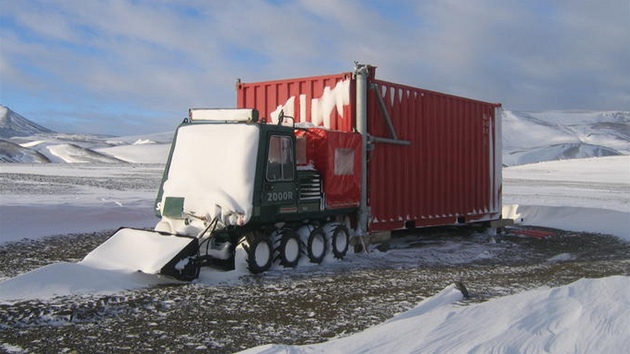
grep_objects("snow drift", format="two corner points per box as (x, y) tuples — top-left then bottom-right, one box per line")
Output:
(503, 155), (630, 241)
(240, 276), (630, 354)
(47, 143), (125, 163)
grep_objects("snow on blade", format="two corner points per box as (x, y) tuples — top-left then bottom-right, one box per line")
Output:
(80, 228), (194, 274)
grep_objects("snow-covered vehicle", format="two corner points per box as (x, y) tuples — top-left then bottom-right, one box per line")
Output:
(91, 64), (503, 280)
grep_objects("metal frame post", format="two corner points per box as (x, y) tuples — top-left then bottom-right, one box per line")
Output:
(354, 63), (370, 235)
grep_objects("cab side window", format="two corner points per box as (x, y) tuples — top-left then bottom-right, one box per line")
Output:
(266, 135), (295, 181)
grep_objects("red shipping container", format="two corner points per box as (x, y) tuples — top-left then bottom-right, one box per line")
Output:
(237, 67), (502, 232)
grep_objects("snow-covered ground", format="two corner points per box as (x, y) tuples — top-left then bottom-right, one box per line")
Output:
(0, 164), (162, 242)
(241, 155), (628, 353)
(241, 276), (629, 354)
(1, 107), (629, 353)
(1, 155), (628, 352)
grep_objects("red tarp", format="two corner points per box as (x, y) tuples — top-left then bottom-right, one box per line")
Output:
(297, 129), (361, 209)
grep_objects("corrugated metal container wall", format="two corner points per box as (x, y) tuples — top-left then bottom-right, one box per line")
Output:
(366, 79), (501, 231)
(237, 68), (502, 232)
(237, 73), (355, 132)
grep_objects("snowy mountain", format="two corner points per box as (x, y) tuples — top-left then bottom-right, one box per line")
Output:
(0, 106), (628, 165)
(0, 106), (172, 163)
(502, 110), (630, 166)
(6, 133), (173, 164)
(0, 105), (54, 138)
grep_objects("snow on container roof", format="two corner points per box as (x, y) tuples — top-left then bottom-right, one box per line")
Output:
(237, 72), (355, 131)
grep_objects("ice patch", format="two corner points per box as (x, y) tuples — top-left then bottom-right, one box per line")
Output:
(547, 253), (575, 263)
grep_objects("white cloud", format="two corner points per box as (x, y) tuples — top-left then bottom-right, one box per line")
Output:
(0, 0), (627, 135)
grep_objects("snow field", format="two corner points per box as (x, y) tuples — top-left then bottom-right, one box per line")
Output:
(503, 155), (630, 241)
(0, 164), (162, 243)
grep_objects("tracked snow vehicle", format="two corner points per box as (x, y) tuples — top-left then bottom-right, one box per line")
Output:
(97, 108), (361, 280)
(91, 64), (503, 280)
(153, 107), (360, 279)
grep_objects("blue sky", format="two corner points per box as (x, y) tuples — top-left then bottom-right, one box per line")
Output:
(1, 0), (628, 136)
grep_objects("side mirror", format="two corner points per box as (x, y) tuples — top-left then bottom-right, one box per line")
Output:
(277, 109), (294, 127)
(278, 110), (285, 125)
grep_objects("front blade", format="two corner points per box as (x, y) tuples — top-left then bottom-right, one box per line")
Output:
(81, 228), (197, 275)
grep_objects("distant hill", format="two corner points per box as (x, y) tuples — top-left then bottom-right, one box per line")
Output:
(0, 105), (628, 165)
(0, 105), (54, 138)
(502, 110), (630, 166)
(0, 106), (171, 163)
(0, 139), (50, 163)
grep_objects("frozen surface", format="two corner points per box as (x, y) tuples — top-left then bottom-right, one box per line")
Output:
(1, 155), (628, 302)
(240, 276), (630, 354)
(0, 164), (161, 243)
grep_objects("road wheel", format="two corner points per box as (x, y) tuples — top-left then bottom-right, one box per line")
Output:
(278, 229), (301, 268)
(331, 225), (350, 259)
(307, 228), (327, 264)
(243, 233), (273, 274)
